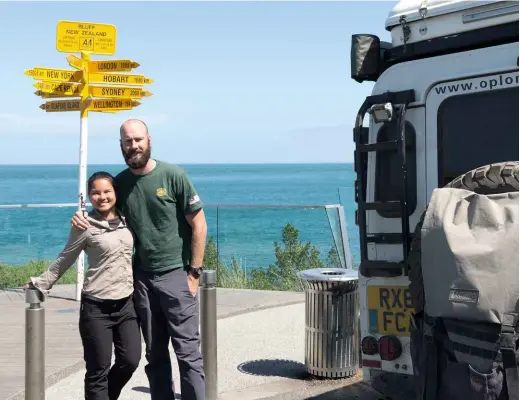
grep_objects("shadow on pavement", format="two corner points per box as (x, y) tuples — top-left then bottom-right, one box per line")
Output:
(132, 386), (181, 399)
(237, 359), (309, 379)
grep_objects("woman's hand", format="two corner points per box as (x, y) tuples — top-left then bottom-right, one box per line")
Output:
(23, 281), (35, 290)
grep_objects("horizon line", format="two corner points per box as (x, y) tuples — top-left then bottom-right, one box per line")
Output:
(0, 161), (354, 166)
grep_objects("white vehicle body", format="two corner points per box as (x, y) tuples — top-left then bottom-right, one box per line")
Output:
(350, 0), (519, 396)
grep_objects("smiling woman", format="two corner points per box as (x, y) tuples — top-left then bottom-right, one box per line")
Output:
(25, 170), (141, 400)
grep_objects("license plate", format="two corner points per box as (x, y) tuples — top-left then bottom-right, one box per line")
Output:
(367, 285), (414, 337)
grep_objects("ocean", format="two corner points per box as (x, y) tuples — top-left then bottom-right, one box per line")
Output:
(0, 163), (359, 269)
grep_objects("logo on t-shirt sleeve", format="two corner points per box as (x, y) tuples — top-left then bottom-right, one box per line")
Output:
(156, 187), (167, 197)
(189, 194), (201, 205)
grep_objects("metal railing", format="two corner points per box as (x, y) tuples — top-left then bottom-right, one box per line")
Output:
(0, 202), (355, 301)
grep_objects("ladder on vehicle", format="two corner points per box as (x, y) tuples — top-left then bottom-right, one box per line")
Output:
(353, 89), (416, 277)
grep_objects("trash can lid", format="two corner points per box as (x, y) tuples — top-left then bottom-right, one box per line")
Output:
(297, 268), (358, 282)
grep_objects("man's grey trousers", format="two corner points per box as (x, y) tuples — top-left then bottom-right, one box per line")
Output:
(134, 267), (205, 400)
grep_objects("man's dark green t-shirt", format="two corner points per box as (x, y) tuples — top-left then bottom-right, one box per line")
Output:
(115, 160), (203, 273)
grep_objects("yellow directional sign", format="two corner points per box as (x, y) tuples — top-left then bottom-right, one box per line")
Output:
(34, 90), (79, 99)
(40, 99), (81, 112)
(88, 59), (140, 73)
(89, 86), (152, 99)
(89, 72), (153, 85)
(89, 99), (140, 111)
(25, 67), (82, 82)
(66, 54), (84, 70)
(40, 98), (140, 112)
(56, 20), (117, 55)
(34, 81), (83, 95)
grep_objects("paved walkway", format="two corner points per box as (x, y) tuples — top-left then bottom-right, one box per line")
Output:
(1, 284), (381, 400)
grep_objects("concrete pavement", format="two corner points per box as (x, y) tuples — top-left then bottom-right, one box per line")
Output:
(2, 284), (382, 400)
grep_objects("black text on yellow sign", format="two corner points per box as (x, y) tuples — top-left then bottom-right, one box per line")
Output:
(56, 20), (117, 55)
(367, 285), (414, 336)
(25, 67), (83, 83)
(89, 86), (152, 99)
(88, 72), (154, 85)
(39, 99), (140, 113)
(34, 81), (83, 95)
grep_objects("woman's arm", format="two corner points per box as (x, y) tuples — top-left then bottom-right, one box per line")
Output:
(29, 226), (88, 295)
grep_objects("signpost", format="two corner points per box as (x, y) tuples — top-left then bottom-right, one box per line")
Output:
(25, 20), (153, 301)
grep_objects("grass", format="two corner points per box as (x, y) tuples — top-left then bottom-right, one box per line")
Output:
(0, 260), (76, 290)
(0, 259), (288, 291)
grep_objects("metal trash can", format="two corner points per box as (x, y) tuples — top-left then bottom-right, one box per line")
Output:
(297, 268), (359, 378)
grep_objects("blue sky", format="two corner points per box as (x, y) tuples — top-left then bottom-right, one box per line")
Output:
(1, 1), (393, 164)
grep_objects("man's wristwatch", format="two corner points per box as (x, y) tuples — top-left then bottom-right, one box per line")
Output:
(188, 266), (203, 278)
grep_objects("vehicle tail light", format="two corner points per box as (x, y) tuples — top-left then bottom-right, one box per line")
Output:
(362, 359), (382, 368)
(361, 336), (379, 355)
(378, 335), (402, 361)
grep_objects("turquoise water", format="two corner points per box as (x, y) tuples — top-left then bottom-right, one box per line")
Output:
(0, 163), (358, 268)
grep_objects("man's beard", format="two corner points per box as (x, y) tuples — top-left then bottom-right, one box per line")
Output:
(121, 144), (152, 169)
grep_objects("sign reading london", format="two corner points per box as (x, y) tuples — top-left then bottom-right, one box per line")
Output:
(56, 21), (117, 55)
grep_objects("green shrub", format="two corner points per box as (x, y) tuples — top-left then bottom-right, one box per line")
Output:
(0, 260), (76, 290)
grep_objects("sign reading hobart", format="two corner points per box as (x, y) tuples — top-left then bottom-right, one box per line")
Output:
(56, 20), (117, 55)
(89, 72), (154, 85)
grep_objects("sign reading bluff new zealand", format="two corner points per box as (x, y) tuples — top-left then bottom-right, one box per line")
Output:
(56, 21), (117, 55)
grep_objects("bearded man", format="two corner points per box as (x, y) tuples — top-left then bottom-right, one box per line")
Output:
(72, 118), (208, 400)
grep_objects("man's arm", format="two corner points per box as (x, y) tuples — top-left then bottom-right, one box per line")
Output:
(185, 208), (207, 268)
(173, 167), (207, 269)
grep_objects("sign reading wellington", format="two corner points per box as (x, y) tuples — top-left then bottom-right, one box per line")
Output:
(25, 20), (153, 302)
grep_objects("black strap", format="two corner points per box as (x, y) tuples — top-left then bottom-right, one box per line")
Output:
(424, 323), (438, 400)
(500, 323), (518, 400)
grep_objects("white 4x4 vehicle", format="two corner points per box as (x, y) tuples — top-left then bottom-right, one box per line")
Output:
(351, 1), (518, 397)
